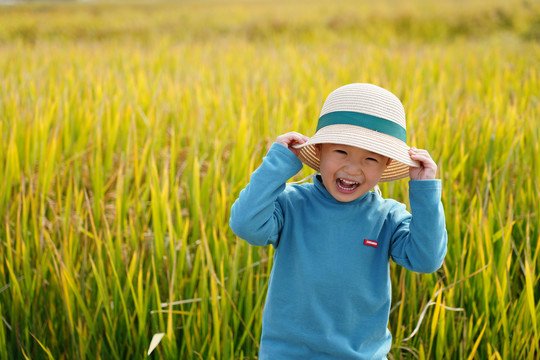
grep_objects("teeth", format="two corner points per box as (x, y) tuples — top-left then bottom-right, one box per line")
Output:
(337, 178), (360, 192)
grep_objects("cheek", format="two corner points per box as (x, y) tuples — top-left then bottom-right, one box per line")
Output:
(318, 153), (333, 171)
(318, 159), (339, 184)
(370, 167), (387, 180)
(360, 163), (383, 179)
(319, 162), (333, 181)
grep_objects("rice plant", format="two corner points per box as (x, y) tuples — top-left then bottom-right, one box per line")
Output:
(0, 0), (538, 358)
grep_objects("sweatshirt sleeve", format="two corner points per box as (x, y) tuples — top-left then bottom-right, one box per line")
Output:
(389, 180), (448, 273)
(229, 143), (303, 247)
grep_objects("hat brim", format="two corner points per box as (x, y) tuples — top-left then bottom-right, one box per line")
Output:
(294, 124), (419, 182)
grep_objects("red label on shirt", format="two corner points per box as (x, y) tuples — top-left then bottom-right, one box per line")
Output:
(364, 239), (378, 248)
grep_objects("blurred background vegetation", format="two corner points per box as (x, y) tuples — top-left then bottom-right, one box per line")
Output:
(0, 0), (539, 359)
(1, 0), (540, 44)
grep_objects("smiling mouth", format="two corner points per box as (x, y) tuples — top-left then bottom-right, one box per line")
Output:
(336, 178), (360, 193)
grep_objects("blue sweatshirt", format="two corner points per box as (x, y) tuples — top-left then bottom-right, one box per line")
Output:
(229, 143), (447, 360)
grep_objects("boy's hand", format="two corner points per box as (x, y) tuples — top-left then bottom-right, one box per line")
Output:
(276, 132), (309, 158)
(408, 147), (438, 180)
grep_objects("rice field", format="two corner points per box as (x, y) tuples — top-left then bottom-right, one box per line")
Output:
(0, 0), (539, 358)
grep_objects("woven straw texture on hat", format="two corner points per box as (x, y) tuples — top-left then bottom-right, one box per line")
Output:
(296, 83), (419, 182)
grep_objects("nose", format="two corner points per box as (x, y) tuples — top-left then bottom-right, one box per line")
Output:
(344, 160), (363, 176)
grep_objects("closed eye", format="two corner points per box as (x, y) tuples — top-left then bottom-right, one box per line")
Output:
(335, 150), (347, 155)
(367, 157), (379, 162)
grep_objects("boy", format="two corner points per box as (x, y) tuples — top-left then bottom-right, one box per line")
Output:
(229, 83), (447, 359)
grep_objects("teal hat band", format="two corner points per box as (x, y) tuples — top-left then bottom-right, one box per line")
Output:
(316, 111), (407, 142)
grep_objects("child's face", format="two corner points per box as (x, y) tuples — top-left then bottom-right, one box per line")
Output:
(315, 143), (391, 202)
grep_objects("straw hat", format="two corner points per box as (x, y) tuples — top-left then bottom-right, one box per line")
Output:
(294, 83), (419, 182)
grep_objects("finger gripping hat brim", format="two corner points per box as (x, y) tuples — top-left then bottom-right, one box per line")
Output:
(295, 83), (419, 182)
